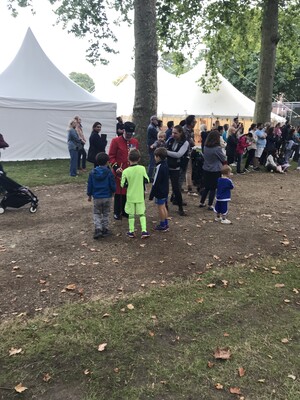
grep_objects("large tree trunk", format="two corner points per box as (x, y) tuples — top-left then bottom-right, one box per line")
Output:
(133, 0), (158, 165)
(254, 0), (279, 123)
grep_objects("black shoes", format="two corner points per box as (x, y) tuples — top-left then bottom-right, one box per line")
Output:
(93, 229), (103, 239)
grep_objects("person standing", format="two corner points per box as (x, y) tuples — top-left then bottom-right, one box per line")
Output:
(149, 147), (169, 232)
(87, 152), (116, 239)
(87, 122), (107, 168)
(109, 121), (139, 220)
(165, 121), (174, 141)
(67, 119), (82, 177)
(183, 115), (196, 192)
(253, 123), (266, 170)
(74, 115), (87, 172)
(166, 125), (189, 216)
(147, 115), (159, 181)
(116, 116), (124, 136)
(121, 149), (150, 239)
(199, 130), (226, 210)
(214, 164), (234, 224)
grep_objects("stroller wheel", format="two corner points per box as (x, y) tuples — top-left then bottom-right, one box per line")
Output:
(29, 206), (37, 213)
(0, 207), (4, 214)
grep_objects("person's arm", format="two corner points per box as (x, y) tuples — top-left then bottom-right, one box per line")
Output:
(216, 147), (227, 163)
(167, 141), (189, 158)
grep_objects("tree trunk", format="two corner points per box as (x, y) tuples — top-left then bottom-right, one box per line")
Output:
(133, 0), (158, 165)
(254, 0), (279, 123)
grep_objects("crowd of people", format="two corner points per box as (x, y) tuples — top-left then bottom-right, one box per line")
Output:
(68, 114), (300, 240)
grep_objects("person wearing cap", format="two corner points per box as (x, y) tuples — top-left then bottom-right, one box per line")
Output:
(108, 121), (139, 220)
(147, 115), (159, 182)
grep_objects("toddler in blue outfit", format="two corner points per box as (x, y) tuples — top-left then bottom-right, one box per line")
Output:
(214, 165), (234, 224)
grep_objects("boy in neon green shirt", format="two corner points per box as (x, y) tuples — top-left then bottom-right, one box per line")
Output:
(121, 149), (150, 238)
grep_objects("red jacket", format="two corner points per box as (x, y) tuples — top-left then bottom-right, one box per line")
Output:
(108, 135), (139, 195)
(236, 135), (248, 155)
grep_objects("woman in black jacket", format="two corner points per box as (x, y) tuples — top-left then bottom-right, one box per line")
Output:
(226, 127), (238, 165)
(166, 125), (189, 216)
(87, 122), (107, 167)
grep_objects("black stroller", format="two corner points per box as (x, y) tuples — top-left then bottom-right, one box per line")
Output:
(0, 171), (38, 214)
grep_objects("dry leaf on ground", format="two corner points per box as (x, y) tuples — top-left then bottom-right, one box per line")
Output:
(9, 347), (22, 356)
(229, 387), (241, 394)
(238, 367), (246, 377)
(42, 373), (51, 382)
(214, 347), (231, 360)
(215, 383), (224, 390)
(15, 383), (28, 393)
(207, 361), (214, 368)
(98, 343), (107, 352)
(65, 283), (76, 291)
(127, 304), (134, 310)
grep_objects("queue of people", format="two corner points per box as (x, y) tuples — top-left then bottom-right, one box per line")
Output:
(67, 115), (299, 240)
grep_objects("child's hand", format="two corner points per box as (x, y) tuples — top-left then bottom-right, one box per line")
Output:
(88, 196), (92, 202)
(116, 167), (123, 175)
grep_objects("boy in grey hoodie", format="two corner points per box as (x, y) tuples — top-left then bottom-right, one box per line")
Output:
(87, 152), (116, 239)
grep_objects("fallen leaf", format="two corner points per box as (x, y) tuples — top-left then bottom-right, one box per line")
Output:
(293, 288), (299, 294)
(187, 242), (193, 246)
(9, 347), (22, 356)
(222, 280), (228, 287)
(238, 367), (246, 377)
(213, 255), (220, 260)
(272, 270), (281, 275)
(39, 279), (47, 284)
(83, 369), (91, 375)
(127, 304), (134, 310)
(229, 387), (241, 394)
(196, 298), (204, 303)
(65, 283), (76, 291)
(102, 313), (110, 318)
(275, 283), (285, 288)
(113, 368), (119, 373)
(43, 373), (51, 382)
(223, 332), (230, 337)
(281, 338), (289, 344)
(207, 361), (214, 368)
(215, 383), (223, 390)
(287, 374), (296, 380)
(140, 244), (146, 248)
(257, 379), (265, 383)
(14, 383), (28, 393)
(207, 283), (216, 288)
(214, 347), (231, 360)
(149, 331), (155, 337)
(284, 299), (291, 303)
(160, 380), (167, 384)
(280, 240), (290, 246)
(98, 343), (107, 352)
(112, 258), (119, 263)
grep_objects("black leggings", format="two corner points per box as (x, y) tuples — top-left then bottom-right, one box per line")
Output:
(200, 188), (216, 207)
(245, 149), (255, 169)
(200, 170), (221, 206)
(169, 169), (183, 210)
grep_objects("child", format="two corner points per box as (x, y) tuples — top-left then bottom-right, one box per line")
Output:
(265, 150), (286, 173)
(87, 152), (116, 239)
(150, 131), (166, 150)
(149, 147), (169, 232)
(121, 149), (150, 238)
(214, 165), (234, 225)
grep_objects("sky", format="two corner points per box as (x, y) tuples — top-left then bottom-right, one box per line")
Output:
(0, 0), (135, 100)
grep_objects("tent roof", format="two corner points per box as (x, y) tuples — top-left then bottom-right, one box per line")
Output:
(0, 28), (100, 102)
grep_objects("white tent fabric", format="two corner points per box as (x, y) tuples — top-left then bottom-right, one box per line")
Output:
(0, 28), (116, 161)
(113, 63), (284, 123)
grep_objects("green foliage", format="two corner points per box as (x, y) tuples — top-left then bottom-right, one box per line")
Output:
(69, 71), (95, 93)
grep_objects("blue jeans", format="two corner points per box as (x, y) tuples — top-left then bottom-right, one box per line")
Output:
(147, 150), (155, 181)
(69, 149), (78, 176)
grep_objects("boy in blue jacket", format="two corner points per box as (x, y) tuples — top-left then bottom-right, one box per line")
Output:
(87, 152), (116, 239)
(149, 147), (169, 231)
(214, 164), (234, 225)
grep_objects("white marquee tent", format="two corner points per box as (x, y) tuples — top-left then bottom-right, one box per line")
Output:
(113, 62), (284, 123)
(0, 28), (116, 161)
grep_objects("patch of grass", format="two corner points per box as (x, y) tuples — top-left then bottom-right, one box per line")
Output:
(2, 159), (92, 187)
(0, 257), (299, 399)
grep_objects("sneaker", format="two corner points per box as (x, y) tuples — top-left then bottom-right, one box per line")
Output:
(141, 231), (150, 239)
(214, 217), (222, 222)
(154, 225), (169, 232)
(221, 219), (232, 224)
(297, 167), (300, 170)
(102, 228), (112, 237)
(207, 206), (214, 211)
(253, 167), (260, 171)
(126, 231), (135, 238)
(244, 168), (250, 173)
(93, 229), (103, 239)
(230, 162), (237, 167)
(199, 203), (206, 208)
(178, 209), (187, 216)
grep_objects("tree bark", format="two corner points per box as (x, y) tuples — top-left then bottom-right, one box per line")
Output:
(254, 0), (279, 123)
(133, 0), (158, 165)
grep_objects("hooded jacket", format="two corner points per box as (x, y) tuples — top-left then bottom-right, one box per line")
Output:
(87, 166), (116, 199)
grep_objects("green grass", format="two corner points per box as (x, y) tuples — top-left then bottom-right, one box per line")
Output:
(1, 159), (92, 187)
(0, 257), (299, 399)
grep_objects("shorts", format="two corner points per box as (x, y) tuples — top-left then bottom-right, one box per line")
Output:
(214, 200), (229, 215)
(255, 147), (264, 158)
(125, 202), (146, 215)
(155, 197), (167, 205)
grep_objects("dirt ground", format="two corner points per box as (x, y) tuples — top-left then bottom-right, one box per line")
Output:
(0, 171), (299, 321)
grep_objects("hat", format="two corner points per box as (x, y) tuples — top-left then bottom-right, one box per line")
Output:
(124, 121), (135, 133)
(150, 115), (158, 122)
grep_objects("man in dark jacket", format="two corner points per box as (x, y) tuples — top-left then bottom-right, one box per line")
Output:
(147, 115), (159, 181)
